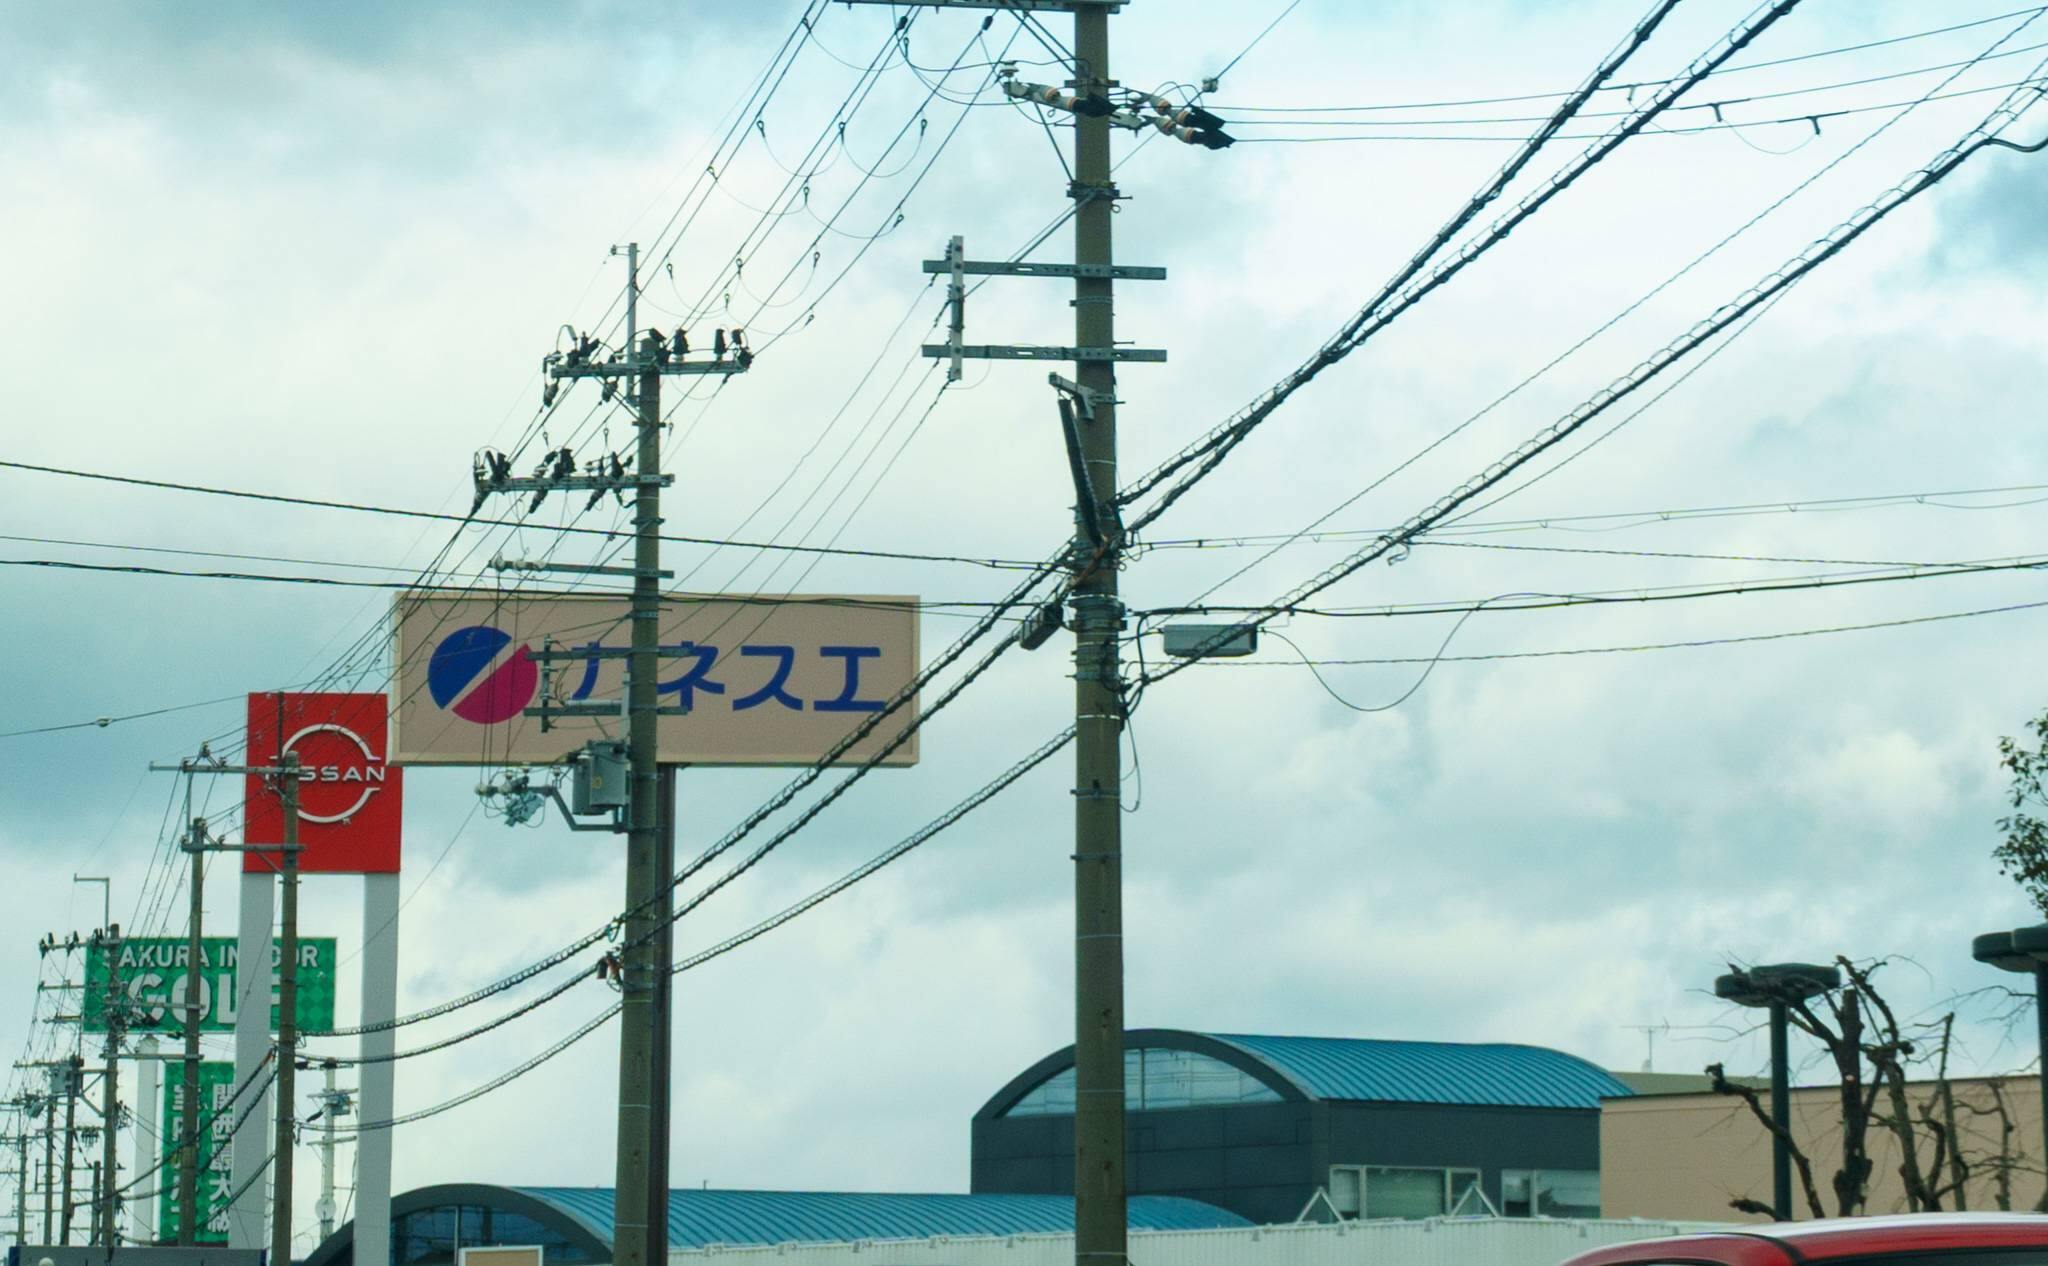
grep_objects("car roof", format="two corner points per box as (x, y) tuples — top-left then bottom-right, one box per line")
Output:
(1562, 1214), (2048, 1266)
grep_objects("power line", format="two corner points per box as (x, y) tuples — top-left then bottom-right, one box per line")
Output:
(1218, 6), (2048, 112)
(0, 460), (1039, 570)
(1121, 0), (1811, 524)
(1140, 554), (2048, 622)
(1137, 67), (2048, 698)
(1193, 595), (2048, 670)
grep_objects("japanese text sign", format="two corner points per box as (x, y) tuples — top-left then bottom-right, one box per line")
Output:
(390, 591), (921, 767)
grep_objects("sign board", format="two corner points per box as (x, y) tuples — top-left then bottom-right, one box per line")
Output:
(83, 936), (337, 1034)
(459, 1249), (544, 1266)
(158, 1060), (236, 1244)
(391, 591), (922, 766)
(245, 692), (403, 872)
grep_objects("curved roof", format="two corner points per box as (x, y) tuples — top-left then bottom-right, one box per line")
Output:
(1208, 1033), (1633, 1109)
(977, 1028), (1632, 1118)
(524, 1187), (1248, 1248)
(306, 1182), (1249, 1264)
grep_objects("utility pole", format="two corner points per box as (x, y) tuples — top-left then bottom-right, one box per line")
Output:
(59, 1055), (79, 1245)
(1065, 14), (1128, 1266)
(472, 243), (749, 1266)
(179, 815), (208, 1245)
(843, 8), (1226, 1265)
(92, 923), (124, 1248)
(42, 1087), (54, 1242)
(148, 744), (305, 1255)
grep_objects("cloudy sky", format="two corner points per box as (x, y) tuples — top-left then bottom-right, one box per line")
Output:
(5, 0), (2048, 1249)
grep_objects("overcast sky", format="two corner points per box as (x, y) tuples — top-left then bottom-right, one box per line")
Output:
(5, 0), (2048, 1249)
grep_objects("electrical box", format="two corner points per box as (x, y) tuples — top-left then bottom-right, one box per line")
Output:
(1162, 623), (1258, 658)
(571, 742), (630, 813)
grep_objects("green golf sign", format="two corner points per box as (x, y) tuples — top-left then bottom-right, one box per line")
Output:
(159, 1060), (235, 1243)
(83, 936), (336, 1034)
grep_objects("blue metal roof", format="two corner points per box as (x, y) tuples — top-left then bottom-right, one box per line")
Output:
(514, 1188), (1251, 1249)
(1205, 1033), (1633, 1110)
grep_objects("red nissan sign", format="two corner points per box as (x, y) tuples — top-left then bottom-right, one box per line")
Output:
(244, 692), (402, 874)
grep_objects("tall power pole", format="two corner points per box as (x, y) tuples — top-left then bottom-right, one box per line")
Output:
(60, 1056), (79, 1245)
(842, 8), (1229, 1265)
(1066, 12), (1127, 1266)
(269, 753), (303, 1266)
(476, 243), (751, 1266)
(179, 815), (208, 1245)
(148, 745), (305, 1255)
(93, 924), (124, 1248)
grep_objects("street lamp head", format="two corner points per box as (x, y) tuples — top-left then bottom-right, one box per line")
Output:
(1972, 924), (2048, 972)
(1715, 961), (1842, 1008)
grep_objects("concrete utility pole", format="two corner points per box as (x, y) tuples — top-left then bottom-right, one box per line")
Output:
(1065, 14), (1129, 1266)
(93, 923), (124, 1248)
(844, 8), (1225, 1264)
(42, 1088), (55, 1242)
(476, 244), (750, 1266)
(312, 1059), (349, 1243)
(60, 1055), (82, 1245)
(149, 744), (307, 1253)
(180, 816), (207, 1245)
(270, 752), (303, 1266)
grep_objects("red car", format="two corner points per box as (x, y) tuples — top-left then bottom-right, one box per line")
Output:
(1559, 1214), (2048, 1266)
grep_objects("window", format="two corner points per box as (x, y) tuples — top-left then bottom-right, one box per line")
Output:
(1327, 1166), (1483, 1220)
(1502, 1169), (1601, 1219)
(1002, 1047), (1283, 1116)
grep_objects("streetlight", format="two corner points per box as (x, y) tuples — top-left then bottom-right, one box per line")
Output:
(1970, 924), (2048, 1164)
(1715, 962), (1842, 1221)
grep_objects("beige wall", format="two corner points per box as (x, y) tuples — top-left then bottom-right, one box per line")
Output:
(1602, 1076), (2043, 1222)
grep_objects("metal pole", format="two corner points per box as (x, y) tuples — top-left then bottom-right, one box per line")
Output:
(316, 1061), (335, 1243)
(135, 1036), (159, 1245)
(613, 243), (666, 1266)
(99, 928), (122, 1248)
(2035, 965), (2048, 1174)
(1769, 999), (1792, 1221)
(228, 869), (275, 1250)
(179, 824), (204, 1245)
(356, 872), (401, 1266)
(271, 752), (301, 1266)
(1069, 10), (1126, 1266)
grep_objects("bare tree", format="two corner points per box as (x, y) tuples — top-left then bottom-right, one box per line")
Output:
(1711, 957), (2021, 1217)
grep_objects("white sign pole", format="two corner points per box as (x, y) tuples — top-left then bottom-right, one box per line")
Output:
(355, 873), (400, 1266)
(228, 872), (276, 1250)
(134, 1035), (160, 1244)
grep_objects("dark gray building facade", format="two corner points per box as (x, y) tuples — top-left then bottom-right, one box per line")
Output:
(971, 1029), (1631, 1226)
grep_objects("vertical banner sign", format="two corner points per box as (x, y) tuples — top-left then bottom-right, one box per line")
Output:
(81, 937), (337, 1033)
(244, 692), (403, 871)
(159, 1060), (236, 1244)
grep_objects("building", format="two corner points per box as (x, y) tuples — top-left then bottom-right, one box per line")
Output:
(304, 1186), (1251, 1266)
(1601, 1075), (2046, 1221)
(971, 1028), (1633, 1224)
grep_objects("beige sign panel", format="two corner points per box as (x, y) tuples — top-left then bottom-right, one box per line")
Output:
(391, 591), (920, 766)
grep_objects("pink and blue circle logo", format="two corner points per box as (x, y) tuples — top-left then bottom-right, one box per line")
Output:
(427, 626), (539, 725)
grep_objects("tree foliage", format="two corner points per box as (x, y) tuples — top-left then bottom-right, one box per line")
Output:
(1996, 712), (2048, 916)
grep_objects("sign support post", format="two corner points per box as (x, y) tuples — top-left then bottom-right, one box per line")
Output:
(356, 872), (400, 1266)
(134, 1036), (159, 1245)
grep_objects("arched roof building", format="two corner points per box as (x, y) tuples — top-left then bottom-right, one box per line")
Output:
(972, 1029), (1633, 1225)
(303, 1183), (1250, 1266)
